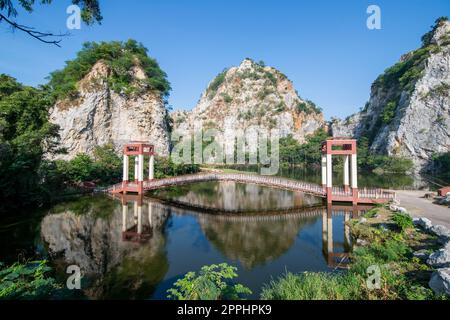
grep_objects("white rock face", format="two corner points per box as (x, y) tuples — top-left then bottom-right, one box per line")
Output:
(427, 249), (450, 268)
(429, 268), (450, 296)
(172, 59), (325, 150)
(331, 21), (450, 172)
(49, 61), (170, 160)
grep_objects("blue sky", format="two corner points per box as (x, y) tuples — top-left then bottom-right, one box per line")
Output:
(0, 0), (448, 119)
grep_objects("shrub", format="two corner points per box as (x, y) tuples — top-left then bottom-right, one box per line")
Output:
(167, 263), (251, 300)
(207, 69), (228, 98)
(0, 260), (60, 300)
(392, 212), (414, 232)
(381, 101), (397, 124)
(221, 93), (233, 103)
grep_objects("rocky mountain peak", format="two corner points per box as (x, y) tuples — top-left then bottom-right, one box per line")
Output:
(173, 58), (324, 144)
(331, 18), (450, 172)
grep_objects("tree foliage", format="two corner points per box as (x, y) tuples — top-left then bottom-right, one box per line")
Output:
(421, 16), (448, 47)
(0, 75), (60, 212)
(279, 129), (329, 167)
(0, 0), (102, 46)
(48, 40), (171, 100)
(431, 152), (450, 183)
(0, 260), (60, 300)
(0, 0), (102, 24)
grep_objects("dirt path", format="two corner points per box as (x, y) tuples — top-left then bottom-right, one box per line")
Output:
(395, 190), (450, 228)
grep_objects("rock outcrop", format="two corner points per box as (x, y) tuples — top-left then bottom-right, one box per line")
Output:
(172, 59), (325, 147)
(49, 61), (171, 160)
(429, 268), (450, 296)
(331, 20), (450, 172)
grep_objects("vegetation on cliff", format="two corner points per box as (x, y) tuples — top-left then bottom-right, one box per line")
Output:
(366, 17), (448, 142)
(48, 40), (171, 99)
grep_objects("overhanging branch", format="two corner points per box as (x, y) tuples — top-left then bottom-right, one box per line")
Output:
(0, 13), (69, 47)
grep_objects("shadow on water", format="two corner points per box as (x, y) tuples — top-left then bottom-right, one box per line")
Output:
(3, 181), (374, 299)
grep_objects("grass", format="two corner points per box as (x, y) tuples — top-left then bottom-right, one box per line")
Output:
(261, 271), (363, 300)
(261, 206), (446, 300)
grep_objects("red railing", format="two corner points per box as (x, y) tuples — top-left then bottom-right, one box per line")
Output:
(107, 173), (395, 201)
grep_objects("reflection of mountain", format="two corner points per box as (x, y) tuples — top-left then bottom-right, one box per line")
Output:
(152, 181), (322, 211)
(197, 213), (318, 269)
(40, 195), (169, 299)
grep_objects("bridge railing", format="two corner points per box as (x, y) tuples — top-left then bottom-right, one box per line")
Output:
(331, 187), (352, 197)
(143, 173), (326, 195)
(109, 173), (395, 201)
(358, 188), (396, 200)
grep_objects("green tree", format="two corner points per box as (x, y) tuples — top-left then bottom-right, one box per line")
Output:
(0, 75), (60, 212)
(92, 144), (122, 183)
(431, 152), (450, 183)
(48, 40), (171, 100)
(421, 16), (448, 47)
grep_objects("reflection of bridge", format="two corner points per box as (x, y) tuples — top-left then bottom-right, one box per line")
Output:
(107, 140), (396, 205)
(114, 194), (367, 268)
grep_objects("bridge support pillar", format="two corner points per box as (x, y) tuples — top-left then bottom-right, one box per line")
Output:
(137, 204), (142, 235)
(344, 212), (351, 248)
(343, 155), (350, 192)
(321, 155), (327, 191)
(351, 153), (358, 204)
(326, 153), (332, 203)
(122, 203), (128, 232)
(138, 154), (144, 195)
(134, 156), (139, 182)
(149, 154), (154, 180)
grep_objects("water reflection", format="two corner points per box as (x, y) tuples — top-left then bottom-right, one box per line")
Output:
(40, 194), (170, 299)
(148, 181), (323, 212)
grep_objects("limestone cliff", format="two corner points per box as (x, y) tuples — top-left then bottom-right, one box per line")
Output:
(172, 59), (324, 145)
(49, 61), (171, 160)
(331, 20), (450, 172)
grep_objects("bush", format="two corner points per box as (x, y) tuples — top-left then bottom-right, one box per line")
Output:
(207, 69), (228, 98)
(392, 212), (414, 232)
(381, 101), (397, 124)
(0, 260), (60, 300)
(167, 263), (251, 300)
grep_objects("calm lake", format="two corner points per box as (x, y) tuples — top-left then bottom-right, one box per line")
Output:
(0, 170), (427, 299)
